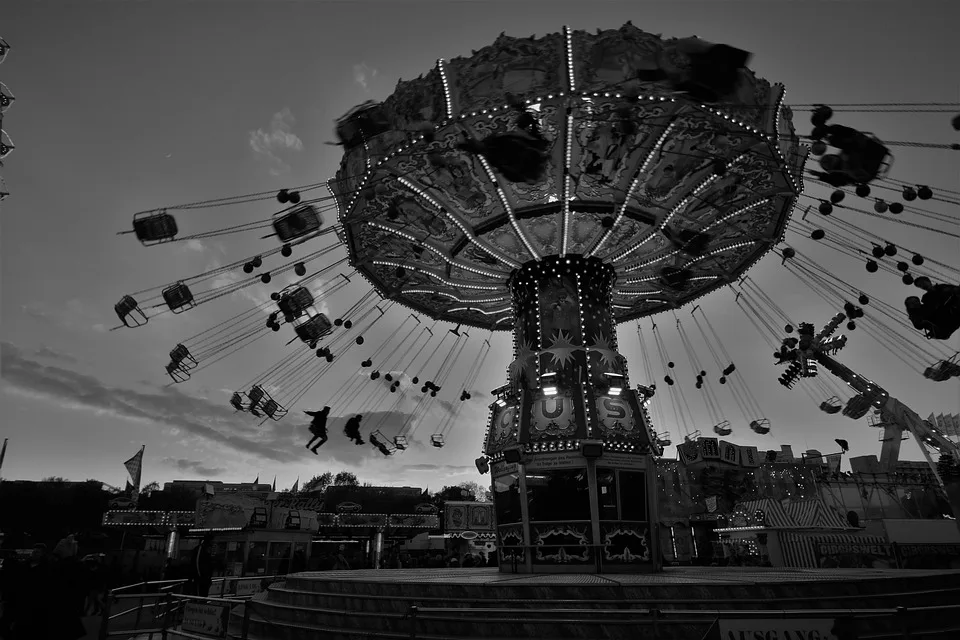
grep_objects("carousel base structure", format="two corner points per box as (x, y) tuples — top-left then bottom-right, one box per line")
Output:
(228, 567), (960, 639)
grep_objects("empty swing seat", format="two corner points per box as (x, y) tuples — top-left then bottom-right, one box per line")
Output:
(712, 420), (732, 436)
(273, 204), (323, 242)
(431, 434), (445, 448)
(169, 343), (198, 369)
(370, 431), (395, 456)
(262, 399), (286, 420)
(393, 435), (408, 450)
(162, 282), (195, 313)
(294, 313), (333, 344)
(277, 286), (315, 319)
(133, 211), (179, 245)
(819, 396), (843, 414)
(115, 295), (147, 328)
(165, 361), (189, 383)
(749, 419), (770, 435)
(842, 394), (874, 420)
(247, 385), (266, 409)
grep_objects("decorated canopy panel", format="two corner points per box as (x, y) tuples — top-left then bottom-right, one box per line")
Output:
(332, 24), (803, 330)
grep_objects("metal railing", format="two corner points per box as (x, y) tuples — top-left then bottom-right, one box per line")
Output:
(99, 576), (267, 640)
(403, 603), (960, 639)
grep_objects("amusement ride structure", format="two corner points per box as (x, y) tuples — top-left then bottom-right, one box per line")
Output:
(112, 24), (959, 573)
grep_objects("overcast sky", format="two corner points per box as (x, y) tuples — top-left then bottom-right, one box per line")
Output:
(2, 1), (958, 491)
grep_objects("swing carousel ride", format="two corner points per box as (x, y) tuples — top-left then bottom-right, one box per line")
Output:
(112, 24), (959, 483)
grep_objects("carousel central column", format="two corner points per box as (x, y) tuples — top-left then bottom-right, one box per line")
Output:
(486, 255), (660, 573)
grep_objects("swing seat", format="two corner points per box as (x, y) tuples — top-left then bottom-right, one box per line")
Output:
(165, 361), (190, 383)
(230, 392), (246, 412)
(162, 282), (195, 313)
(115, 295), (148, 328)
(262, 398), (287, 421)
(924, 359), (960, 382)
(842, 394), (874, 420)
(819, 396), (842, 414)
(370, 430), (395, 456)
(277, 286), (315, 319)
(749, 419), (770, 435)
(132, 211), (179, 245)
(294, 313), (333, 344)
(712, 420), (732, 436)
(335, 100), (391, 149)
(430, 434), (445, 448)
(247, 385), (266, 408)
(169, 343), (198, 369)
(273, 204), (323, 242)
(393, 435), (408, 450)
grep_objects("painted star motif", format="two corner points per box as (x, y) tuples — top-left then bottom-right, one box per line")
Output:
(542, 329), (581, 368)
(589, 332), (620, 369)
(508, 339), (538, 379)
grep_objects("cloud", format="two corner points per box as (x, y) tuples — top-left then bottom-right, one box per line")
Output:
(1, 341), (296, 462)
(401, 464), (476, 474)
(248, 108), (303, 176)
(34, 345), (78, 364)
(162, 457), (227, 477)
(0, 341), (424, 468)
(352, 63), (377, 91)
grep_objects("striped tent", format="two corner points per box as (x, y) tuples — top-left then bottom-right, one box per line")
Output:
(783, 499), (853, 530)
(780, 532), (889, 568)
(736, 499), (796, 528)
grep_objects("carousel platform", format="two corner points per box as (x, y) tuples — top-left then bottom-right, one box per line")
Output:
(229, 567), (960, 639)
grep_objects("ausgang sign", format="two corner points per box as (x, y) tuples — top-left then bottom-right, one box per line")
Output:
(718, 618), (838, 640)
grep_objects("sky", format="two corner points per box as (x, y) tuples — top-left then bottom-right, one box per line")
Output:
(1, 0), (958, 492)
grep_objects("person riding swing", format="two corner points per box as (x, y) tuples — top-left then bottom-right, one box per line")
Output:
(304, 406), (331, 454)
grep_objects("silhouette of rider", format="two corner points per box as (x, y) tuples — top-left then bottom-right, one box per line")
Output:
(344, 414), (365, 445)
(304, 406), (331, 454)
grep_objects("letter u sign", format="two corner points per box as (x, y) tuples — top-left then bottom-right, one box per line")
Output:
(539, 398), (564, 419)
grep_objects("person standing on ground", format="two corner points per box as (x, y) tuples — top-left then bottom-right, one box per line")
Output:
(191, 535), (215, 597)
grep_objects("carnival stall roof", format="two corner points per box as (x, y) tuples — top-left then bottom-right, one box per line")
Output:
(783, 499), (854, 530)
(733, 498), (796, 529)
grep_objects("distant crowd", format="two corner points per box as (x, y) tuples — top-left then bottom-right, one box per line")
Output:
(0, 536), (107, 640)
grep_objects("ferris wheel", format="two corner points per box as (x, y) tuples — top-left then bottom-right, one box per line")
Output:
(109, 24), (959, 459)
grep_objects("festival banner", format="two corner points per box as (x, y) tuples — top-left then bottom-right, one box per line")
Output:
(699, 437), (721, 460)
(719, 440), (740, 465)
(814, 541), (897, 569)
(124, 446), (144, 505)
(895, 543), (960, 570)
(739, 445), (760, 468)
(825, 453), (843, 474)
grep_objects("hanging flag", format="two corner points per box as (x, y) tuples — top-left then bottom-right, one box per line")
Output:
(272, 476), (277, 492)
(825, 453), (843, 474)
(291, 477), (299, 493)
(0, 438), (7, 475)
(254, 474), (260, 484)
(124, 446), (144, 504)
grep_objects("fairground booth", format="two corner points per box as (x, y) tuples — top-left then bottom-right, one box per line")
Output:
(190, 485), (439, 573)
(443, 501), (496, 561)
(655, 436), (960, 569)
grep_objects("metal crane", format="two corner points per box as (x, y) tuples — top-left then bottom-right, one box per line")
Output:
(774, 308), (960, 493)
